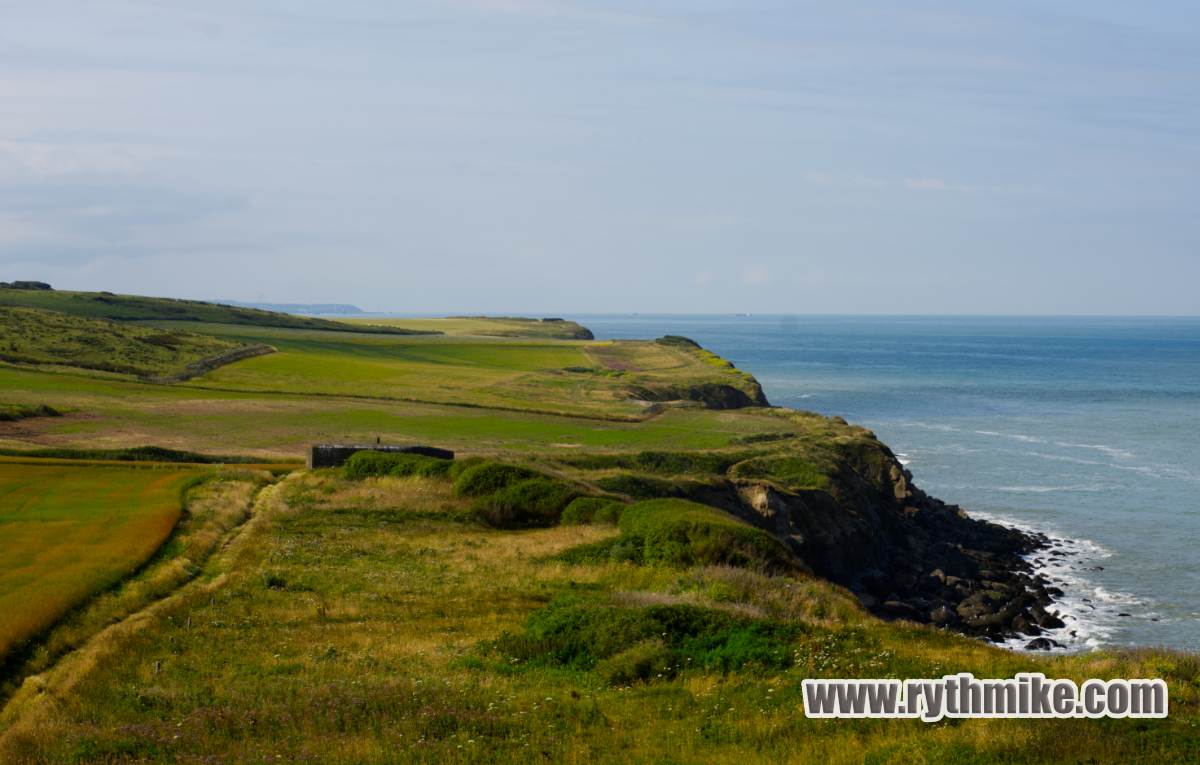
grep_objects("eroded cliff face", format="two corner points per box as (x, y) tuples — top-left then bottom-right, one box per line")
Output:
(711, 440), (1058, 644)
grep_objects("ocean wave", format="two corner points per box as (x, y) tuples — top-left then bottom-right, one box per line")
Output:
(970, 512), (1150, 654)
(1054, 442), (1136, 460)
(993, 485), (1103, 493)
(975, 430), (1047, 444)
(1025, 452), (1163, 478)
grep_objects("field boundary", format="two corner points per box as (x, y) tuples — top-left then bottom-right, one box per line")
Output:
(0, 456), (299, 471)
(142, 343), (277, 383)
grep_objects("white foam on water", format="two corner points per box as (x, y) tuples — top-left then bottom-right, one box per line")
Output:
(975, 430), (1048, 444)
(1054, 442), (1137, 460)
(894, 452), (911, 465)
(971, 512), (1150, 654)
(993, 485), (1104, 493)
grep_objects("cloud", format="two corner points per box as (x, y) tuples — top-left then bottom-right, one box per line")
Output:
(695, 270), (712, 283)
(742, 268), (770, 285)
(0, 139), (143, 178)
(805, 172), (889, 189)
(904, 177), (948, 191)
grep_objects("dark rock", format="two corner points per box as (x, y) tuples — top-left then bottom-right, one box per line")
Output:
(852, 590), (879, 610)
(1039, 614), (1066, 629)
(1025, 638), (1058, 651)
(930, 606), (960, 627)
(1045, 586), (1064, 597)
(1118, 613), (1131, 617)
(880, 600), (923, 622)
(1012, 616), (1041, 636)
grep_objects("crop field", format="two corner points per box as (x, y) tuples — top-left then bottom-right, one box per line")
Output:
(2, 471), (1194, 764)
(0, 463), (198, 664)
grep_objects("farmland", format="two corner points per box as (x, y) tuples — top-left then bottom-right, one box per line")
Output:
(0, 463), (199, 664)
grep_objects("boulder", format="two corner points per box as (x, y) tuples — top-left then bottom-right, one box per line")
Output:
(1025, 638), (1061, 651)
(929, 606), (961, 627)
(1011, 616), (1041, 636)
(1038, 614), (1066, 630)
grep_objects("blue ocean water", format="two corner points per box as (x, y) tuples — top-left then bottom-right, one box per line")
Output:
(574, 315), (1200, 651)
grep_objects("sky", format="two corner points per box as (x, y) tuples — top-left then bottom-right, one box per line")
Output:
(1, 1), (1198, 315)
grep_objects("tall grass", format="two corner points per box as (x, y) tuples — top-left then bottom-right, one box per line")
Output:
(3, 473), (1194, 764)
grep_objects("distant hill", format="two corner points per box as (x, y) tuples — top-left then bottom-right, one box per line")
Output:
(212, 300), (366, 315)
(0, 286), (437, 336)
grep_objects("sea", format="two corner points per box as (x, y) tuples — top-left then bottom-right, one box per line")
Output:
(320, 312), (1199, 651)
(572, 315), (1200, 653)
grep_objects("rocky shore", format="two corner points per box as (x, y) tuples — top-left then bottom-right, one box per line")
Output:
(717, 440), (1076, 650)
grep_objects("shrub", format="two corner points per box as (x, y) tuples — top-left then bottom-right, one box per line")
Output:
(619, 499), (791, 572)
(453, 462), (542, 497)
(471, 477), (583, 528)
(561, 497), (627, 526)
(491, 595), (802, 682)
(342, 451), (453, 480)
(595, 639), (674, 686)
(448, 456), (488, 480)
(654, 335), (702, 350)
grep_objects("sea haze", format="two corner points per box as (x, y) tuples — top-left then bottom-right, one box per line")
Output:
(571, 315), (1200, 652)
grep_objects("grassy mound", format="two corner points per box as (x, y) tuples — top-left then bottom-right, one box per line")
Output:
(453, 462), (544, 497)
(561, 499), (792, 572)
(471, 477), (584, 529)
(342, 451), (453, 480)
(560, 497), (627, 525)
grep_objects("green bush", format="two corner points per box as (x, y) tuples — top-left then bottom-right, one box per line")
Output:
(619, 499), (791, 572)
(342, 451), (453, 480)
(453, 462), (542, 497)
(471, 477), (583, 528)
(448, 456), (488, 480)
(653, 335), (702, 350)
(595, 639), (674, 686)
(561, 497), (627, 525)
(491, 595), (802, 683)
(554, 535), (645, 565)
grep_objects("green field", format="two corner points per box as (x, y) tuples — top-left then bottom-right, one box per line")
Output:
(0, 463), (198, 663)
(0, 366), (788, 459)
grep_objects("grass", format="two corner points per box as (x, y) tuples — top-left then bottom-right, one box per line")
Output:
(1, 472), (1194, 764)
(0, 289), (432, 336)
(0, 463), (200, 665)
(0, 306), (240, 377)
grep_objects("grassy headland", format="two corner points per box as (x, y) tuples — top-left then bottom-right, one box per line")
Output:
(0, 294), (1197, 763)
(0, 287), (436, 336)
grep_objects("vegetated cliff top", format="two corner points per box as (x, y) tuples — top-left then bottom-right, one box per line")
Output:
(342, 315), (595, 340)
(0, 287), (439, 336)
(0, 305), (242, 377)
